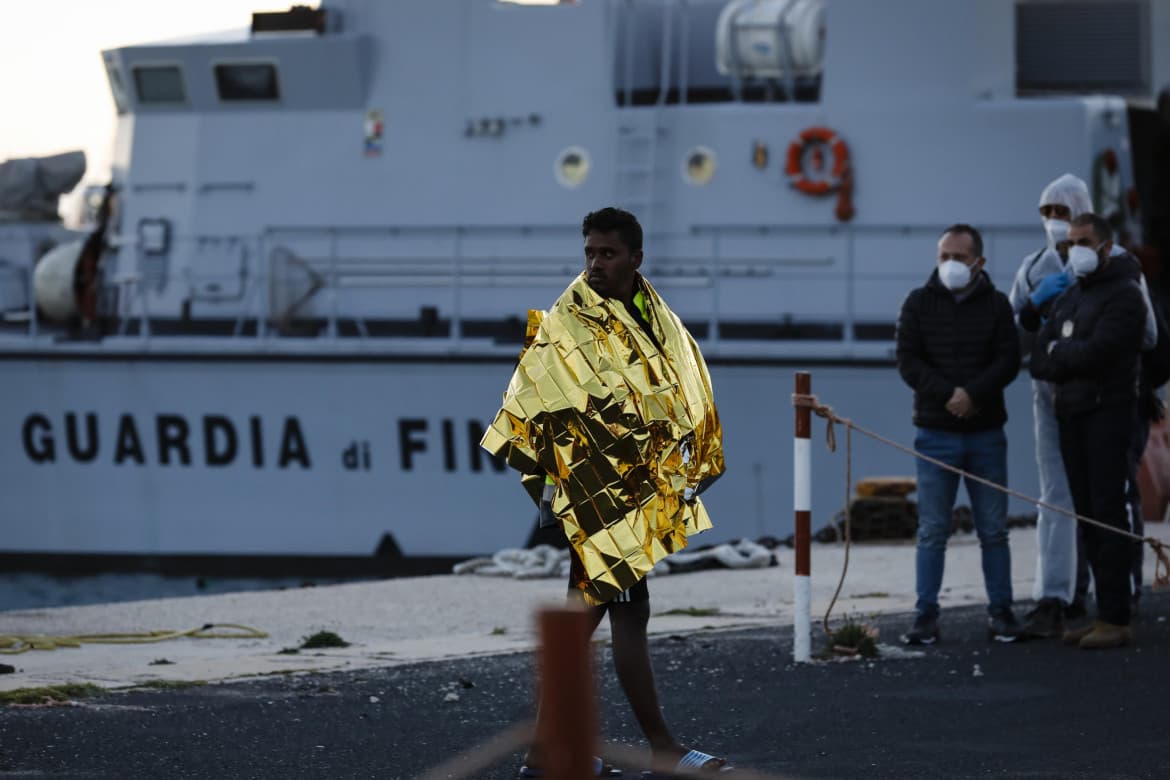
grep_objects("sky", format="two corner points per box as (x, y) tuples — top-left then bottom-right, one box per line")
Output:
(0, 0), (555, 224)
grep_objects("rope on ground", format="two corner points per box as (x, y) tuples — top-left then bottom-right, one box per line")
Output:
(0, 623), (268, 655)
(793, 392), (1170, 633)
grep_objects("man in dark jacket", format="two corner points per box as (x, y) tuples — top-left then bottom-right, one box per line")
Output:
(896, 224), (1021, 645)
(1023, 213), (1146, 649)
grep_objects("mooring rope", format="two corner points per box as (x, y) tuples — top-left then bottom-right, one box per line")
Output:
(0, 623), (268, 655)
(793, 392), (1170, 634)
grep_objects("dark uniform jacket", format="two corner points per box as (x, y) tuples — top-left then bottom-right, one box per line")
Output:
(896, 270), (1020, 432)
(1024, 253), (1146, 418)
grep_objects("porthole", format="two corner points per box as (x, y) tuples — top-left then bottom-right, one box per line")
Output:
(555, 146), (590, 189)
(683, 146), (717, 186)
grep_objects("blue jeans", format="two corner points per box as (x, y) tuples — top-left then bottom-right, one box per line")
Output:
(914, 427), (1013, 619)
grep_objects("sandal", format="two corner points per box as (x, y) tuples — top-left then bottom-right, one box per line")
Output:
(641, 749), (734, 777)
(519, 755), (622, 777)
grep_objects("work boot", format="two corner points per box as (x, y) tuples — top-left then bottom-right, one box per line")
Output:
(1022, 598), (1065, 638)
(987, 610), (1023, 643)
(900, 614), (939, 646)
(1062, 620), (1100, 646)
(1078, 622), (1132, 649)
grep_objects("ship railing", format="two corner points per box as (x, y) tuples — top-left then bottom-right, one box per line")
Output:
(3, 223), (1034, 361)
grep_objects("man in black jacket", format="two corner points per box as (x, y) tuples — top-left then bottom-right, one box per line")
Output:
(1024, 213), (1146, 649)
(896, 224), (1021, 645)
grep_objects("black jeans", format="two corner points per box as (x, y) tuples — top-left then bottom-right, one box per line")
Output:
(1073, 407), (1147, 608)
(1059, 402), (1136, 626)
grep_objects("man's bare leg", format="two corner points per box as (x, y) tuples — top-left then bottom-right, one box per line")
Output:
(607, 599), (685, 758)
(609, 600), (728, 771)
(526, 597), (727, 773)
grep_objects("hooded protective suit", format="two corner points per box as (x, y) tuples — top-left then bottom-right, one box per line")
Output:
(1008, 174), (1093, 312)
(1009, 174), (1092, 606)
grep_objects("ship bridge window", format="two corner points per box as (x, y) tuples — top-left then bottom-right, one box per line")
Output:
(215, 63), (280, 101)
(133, 65), (187, 104)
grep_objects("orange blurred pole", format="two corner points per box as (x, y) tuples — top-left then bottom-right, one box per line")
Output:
(535, 607), (597, 780)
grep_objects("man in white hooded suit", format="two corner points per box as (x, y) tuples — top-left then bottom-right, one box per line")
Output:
(1009, 174), (1156, 638)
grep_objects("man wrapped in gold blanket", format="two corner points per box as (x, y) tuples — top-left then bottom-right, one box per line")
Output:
(481, 208), (734, 776)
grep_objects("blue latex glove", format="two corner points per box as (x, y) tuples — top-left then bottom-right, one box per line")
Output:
(1030, 272), (1071, 307)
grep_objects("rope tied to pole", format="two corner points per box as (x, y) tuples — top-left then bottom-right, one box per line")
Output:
(793, 392), (845, 453)
(791, 391), (1170, 632)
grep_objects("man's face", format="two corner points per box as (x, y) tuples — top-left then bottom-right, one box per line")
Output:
(937, 231), (984, 275)
(1067, 222), (1110, 255)
(584, 229), (642, 300)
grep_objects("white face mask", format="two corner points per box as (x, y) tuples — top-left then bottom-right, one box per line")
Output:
(1068, 244), (1101, 277)
(938, 259), (972, 290)
(1044, 219), (1071, 249)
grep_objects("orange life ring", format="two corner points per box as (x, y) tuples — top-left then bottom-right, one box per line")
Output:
(785, 127), (850, 196)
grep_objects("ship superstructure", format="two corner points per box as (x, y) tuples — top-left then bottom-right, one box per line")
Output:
(1, 0), (1165, 568)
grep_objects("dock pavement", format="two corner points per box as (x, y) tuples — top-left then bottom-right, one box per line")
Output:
(2, 525), (1169, 778)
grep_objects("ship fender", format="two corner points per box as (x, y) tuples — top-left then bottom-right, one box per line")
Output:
(32, 240), (84, 320)
(785, 127), (856, 221)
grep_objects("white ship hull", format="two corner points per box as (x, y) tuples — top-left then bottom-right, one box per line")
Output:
(1, 354), (1039, 562)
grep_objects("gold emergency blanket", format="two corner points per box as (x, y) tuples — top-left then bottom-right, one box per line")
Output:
(480, 273), (724, 605)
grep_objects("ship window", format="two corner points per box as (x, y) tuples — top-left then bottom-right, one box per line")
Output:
(133, 65), (187, 104)
(1016, 1), (1148, 93)
(215, 63), (280, 101)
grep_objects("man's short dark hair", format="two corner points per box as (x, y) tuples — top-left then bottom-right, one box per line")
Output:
(1071, 213), (1113, 244)
(582, 207), (643, 253)
(941, 223), (984, 258)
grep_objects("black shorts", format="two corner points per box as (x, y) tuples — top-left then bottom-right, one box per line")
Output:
(568, 547), (649, 605)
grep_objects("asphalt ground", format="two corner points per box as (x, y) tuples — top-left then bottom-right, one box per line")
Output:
(2, 591), (1168, 780)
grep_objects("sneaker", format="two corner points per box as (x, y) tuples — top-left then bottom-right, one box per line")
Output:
(1078, 622), (1133, 649)
(1021, 598), (1065, 639)
(1062, 620), (1098, 646)
(988, 610), (1023, 643)
(901, 614), (939, 646)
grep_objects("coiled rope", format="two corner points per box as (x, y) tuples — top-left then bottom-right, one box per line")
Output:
(0, 623), (268, 655)
(793, 392), (1170, 635)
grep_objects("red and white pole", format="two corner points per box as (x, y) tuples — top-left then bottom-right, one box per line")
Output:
(793, 371), (812, 662)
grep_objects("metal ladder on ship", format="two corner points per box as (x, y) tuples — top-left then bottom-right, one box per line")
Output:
(614, 0), (685, 237)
